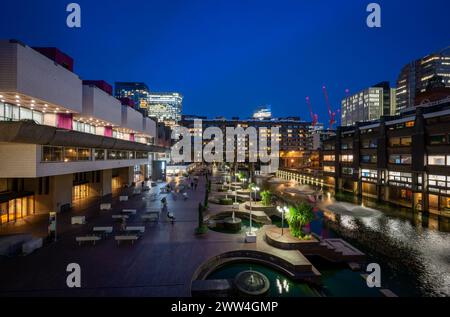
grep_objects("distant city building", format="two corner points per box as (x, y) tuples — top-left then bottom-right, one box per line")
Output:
(148, 92), (183, 127)
(253, 105), (272, 120)
(396, 47), (450, 113)
(114, 82), (150, 113)
(341, 82), (396, 127)
(179, 116), (315, 170)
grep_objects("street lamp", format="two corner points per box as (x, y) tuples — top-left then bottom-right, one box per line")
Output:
(249, 185), (260, 234)
(277, 206), (289, 237)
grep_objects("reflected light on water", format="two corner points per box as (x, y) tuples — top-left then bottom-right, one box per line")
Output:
(339, 215), (357, 230)
(276, 278), (290, 294)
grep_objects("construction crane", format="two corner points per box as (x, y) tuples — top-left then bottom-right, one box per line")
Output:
(322, 85), (339, 130)
(305, 96), (319, 127)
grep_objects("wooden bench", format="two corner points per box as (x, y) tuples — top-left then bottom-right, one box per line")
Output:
(125, 226), (145, 234)
(112, 215), (129, 220)
(141, 214), (159, 222)
(122, 209), (137, 214)
(100, 203), (112, 210)
(71, 216), (86, 225)
(115, 235), (139, 245)
(132, 188), (141, 195)
(119, 196), (128, 202)
(76, 236), (101, 245)
(93, 227), (113, 234)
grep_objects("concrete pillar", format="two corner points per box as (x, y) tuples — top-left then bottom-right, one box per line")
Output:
(101, 169), (112, 197)
(118, 167), (133, 187)
(51, 174), (73, 213)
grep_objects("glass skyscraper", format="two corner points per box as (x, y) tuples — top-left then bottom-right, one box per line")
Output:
(148, 92), (183, 127)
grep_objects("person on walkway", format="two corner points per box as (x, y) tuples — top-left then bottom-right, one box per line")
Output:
(120, 218), (127, 232)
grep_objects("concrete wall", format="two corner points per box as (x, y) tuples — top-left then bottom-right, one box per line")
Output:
(0, 41), (82, 112)
(143, 117), (157, 138)
(121, 105), (144, 132)
(0, 143), (150, 178)
(0, 143), (37, 177)
(82, 85), (122, 126)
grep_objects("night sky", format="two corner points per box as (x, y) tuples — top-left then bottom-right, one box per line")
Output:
(1, 0), (449, 123)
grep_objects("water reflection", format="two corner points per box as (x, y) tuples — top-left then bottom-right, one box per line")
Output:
(319, 197), (450, 296)
(271, 181), (450, 296)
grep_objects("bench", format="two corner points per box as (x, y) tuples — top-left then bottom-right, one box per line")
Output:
(71, 216), (86, 225)
(122, 209), (137, 214)
(115, 235), (139, 245)
(93, 227), (113, 234)
(145, 208), (160, 214)
(22, 238), (43, 255)
(141, 214), (159, 222)
(112, 215), (129, 220)
(125, 226), (145, 234)
(100, 203), (112, 210)
(76, 236), (101, 245)
(132, 188), (141, 195)
(119, 196), (128, 202)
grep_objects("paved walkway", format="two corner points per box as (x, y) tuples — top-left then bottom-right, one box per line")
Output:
(0, 175), (272, 297)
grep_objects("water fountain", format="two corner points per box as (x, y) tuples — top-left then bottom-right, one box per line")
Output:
(234, 270), (270, 296)
(223, 210), (242, 232)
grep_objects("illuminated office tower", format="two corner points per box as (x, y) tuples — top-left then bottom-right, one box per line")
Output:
(253, 105), (272, 120)
(148, 92), (183, 127)
(341, 82), (396, 127)
(114, 82), (150, 112)
(396, 47), (450, 113)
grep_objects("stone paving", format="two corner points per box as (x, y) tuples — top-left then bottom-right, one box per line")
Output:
(0, 174), (272, 297)
(0, 171), (321, 297)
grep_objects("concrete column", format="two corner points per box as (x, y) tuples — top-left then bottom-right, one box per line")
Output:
(101, 169), (112, 197)
(51, 174), (73, 213)
(118, 166), (133, 187)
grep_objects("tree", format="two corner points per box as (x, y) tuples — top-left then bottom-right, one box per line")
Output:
(285, 202), (315, 239)
(204, 189), (209, 209)
(260, 190), (272, 207)
(195, 203), (208, 235)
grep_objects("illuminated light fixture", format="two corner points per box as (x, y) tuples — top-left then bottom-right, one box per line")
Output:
(44, 104), (48, 108)
(1, 99), (4, 102)
(15, 95), (20, 98)
(54, 110), (57, 113)
(42, 110), (46, 113)
(66, 110), (69, 113)
(31, 99), (35, 103)
(56, 108), (60, 111)
(0, 95), (3, 98)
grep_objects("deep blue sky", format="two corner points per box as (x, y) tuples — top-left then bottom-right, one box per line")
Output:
(1, 0), (449, 123)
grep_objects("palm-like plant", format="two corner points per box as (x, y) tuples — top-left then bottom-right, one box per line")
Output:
(285, 202), (315, 239)
(260, 190), (272, 207)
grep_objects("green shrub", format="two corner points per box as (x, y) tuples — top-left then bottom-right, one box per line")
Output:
(219, 198), (233, 205)
(195, 203), (208, 235)
(260, 190), (272, 207)
(285, 202), (315, 239)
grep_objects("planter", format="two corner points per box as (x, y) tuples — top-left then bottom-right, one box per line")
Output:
(219, 198), (234, 206)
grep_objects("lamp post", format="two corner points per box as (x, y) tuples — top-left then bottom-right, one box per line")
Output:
(249, 185), (260, 234)
(277, 206), (289, 237)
